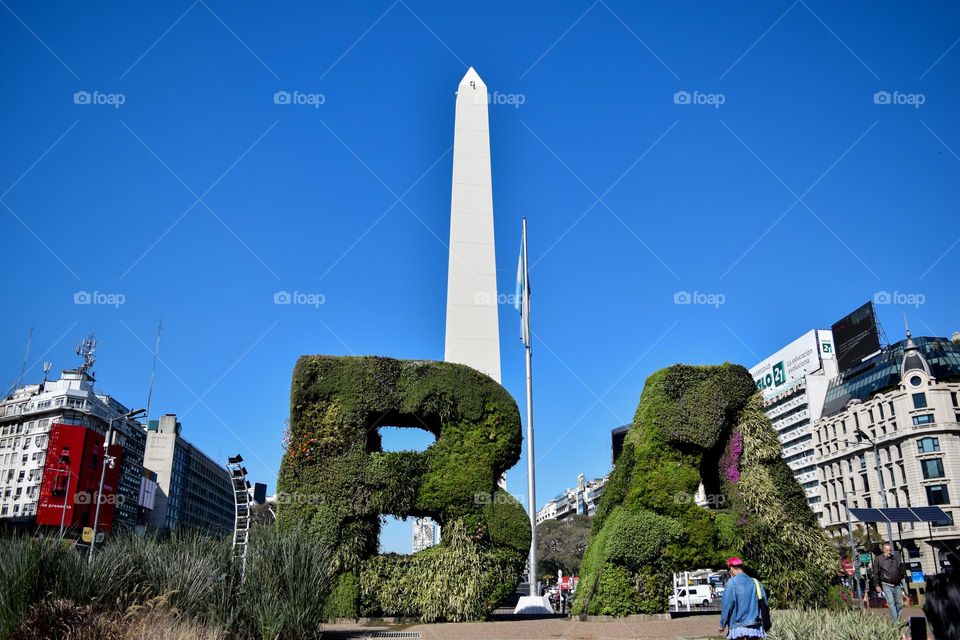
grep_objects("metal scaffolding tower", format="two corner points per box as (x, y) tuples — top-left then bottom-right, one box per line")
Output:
(227, 455), (251, 579)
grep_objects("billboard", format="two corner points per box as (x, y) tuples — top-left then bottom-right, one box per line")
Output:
(750, 330), (824, 397)
(831, 302), (882, 373)
(817, 329), (835, 360)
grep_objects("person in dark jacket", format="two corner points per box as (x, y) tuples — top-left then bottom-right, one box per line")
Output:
(871, 543), (906, 620)
(719, 557), (767, 638)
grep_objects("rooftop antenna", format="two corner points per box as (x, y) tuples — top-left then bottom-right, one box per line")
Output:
(145, 321), (162, 423)
(14, 328), (32, 391)
(903, 310), (912, 339)
(76, 333), (97, 375)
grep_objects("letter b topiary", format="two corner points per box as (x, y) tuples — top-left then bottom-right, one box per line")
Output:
(276, 355), (531, 621)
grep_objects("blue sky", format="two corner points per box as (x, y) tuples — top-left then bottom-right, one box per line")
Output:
(1, 1), (958, 553)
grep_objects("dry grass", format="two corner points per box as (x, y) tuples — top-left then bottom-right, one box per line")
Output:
(15, 594), (229, 640)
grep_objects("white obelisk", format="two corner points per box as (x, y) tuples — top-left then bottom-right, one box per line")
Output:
(444, 67), (501, 384)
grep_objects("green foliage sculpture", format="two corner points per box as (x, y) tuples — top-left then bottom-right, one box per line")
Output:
(276, 355), (531, 622)
(574, 363), (838, 615)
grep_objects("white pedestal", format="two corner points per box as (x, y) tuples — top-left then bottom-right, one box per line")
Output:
(513, 595), (553, 615)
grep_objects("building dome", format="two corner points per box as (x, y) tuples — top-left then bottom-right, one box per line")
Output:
(900, 328), (932, 379)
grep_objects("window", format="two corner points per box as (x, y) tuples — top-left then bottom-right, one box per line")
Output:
(910, 375), (923, 388)
(913, 414), (935, 426)
(879, 403), (885, 420)
(918, 437), (941, 453)
(859, 453), (867, 469)
(922, 458), (946, 480)
(926, 484), (951, 506)
(912, 393), (928, 409)
(933, 511), (954, 528)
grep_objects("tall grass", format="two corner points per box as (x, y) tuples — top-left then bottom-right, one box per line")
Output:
(0, 528), (334, 640)
(768, 609), (906, 640)
(242, 527), (334, 640)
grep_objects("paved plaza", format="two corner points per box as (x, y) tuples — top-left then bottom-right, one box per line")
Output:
(324, 607), (927, 640)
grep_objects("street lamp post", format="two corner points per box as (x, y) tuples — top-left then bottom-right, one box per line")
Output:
(58, 462), (71, 538)
(88, 408), (145, 563)
(842, 487), (865, 608)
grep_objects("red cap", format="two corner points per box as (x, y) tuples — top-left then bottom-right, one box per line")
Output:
(726, 556), (744, 568)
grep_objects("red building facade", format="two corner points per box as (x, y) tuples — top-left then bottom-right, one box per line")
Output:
(36, 423), (122, 532)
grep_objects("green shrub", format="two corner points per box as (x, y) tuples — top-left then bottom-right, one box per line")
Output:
(604, 506), (682, 570)
(323, 571), (359, 620)
(768, 609), (905, 640)
(359, 520), (523, 622)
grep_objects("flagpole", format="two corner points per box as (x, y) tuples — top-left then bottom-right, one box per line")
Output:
(522, 217), (538, 598)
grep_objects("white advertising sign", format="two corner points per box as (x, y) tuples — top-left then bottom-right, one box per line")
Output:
(750, 330), (825, 397)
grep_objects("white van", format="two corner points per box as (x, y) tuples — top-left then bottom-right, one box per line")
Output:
(669, 585), (714, 607)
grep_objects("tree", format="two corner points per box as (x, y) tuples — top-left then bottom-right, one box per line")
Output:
(536, 515), (592, 580)
(251, 502), (275, 527)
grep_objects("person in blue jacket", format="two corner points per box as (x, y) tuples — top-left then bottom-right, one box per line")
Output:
(718, 556), (768, 639)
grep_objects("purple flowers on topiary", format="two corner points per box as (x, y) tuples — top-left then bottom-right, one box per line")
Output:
(721, 430), (743, 484)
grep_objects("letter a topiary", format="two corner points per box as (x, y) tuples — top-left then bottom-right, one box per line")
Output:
(574, 364), (838, 615)
(276, 355), (531, 622)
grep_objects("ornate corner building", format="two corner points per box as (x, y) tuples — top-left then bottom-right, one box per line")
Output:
(814, 332), (960, 578)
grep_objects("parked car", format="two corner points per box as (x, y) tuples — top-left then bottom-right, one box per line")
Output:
(669, 585), (714, 607)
